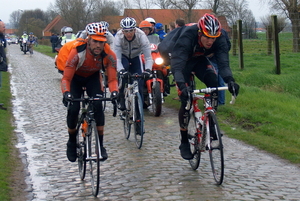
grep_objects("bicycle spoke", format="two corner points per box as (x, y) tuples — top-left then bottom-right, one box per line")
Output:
(208, 112), (224, 185)
(89, 121), (100, 197)
(188, 110), (201, 170)
(76, 116), (87, 180)
(123, 111), (131, 139)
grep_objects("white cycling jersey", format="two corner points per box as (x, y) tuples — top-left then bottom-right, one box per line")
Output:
(113, 28), (153, 71)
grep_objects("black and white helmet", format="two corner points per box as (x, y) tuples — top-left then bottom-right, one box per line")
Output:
(120, 17), (136, 29)
(100, 21), (109, 28)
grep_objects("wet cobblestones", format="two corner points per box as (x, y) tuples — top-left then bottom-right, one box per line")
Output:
(7, 45), (300, 200)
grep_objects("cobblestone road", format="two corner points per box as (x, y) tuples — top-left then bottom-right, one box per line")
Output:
(7, 45), (300, 201)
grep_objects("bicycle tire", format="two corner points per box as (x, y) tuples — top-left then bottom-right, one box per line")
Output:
(134, 92), (144, 149)
(76, 115), (87, 180)
(207, 111), (224, 185)
(88, 121), (100, 197)
(152, 81), (162, 117)
(123, 110), (131, 139)
(123, 90), (131, 139)
(188, 109), (201, 170)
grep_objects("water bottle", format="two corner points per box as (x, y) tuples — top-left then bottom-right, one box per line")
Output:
(81, 120), (88, 137)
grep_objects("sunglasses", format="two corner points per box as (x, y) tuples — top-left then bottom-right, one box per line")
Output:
(123, 29), (135, 33)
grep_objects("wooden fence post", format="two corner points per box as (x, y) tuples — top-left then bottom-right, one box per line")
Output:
(232, 24), (237, 56)
(267, 25), (272, 55)
(272, 15), (281, 74)
(237, 20), (244, 69)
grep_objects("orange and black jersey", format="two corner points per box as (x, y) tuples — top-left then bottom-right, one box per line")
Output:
(61, 43), (118, 93)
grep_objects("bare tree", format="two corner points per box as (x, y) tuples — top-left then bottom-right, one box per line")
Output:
(260, 15), (287, 33)
(154, 0), (173, 9)
(55, 0), (99, 31)
(55, 0), (122, 32)
(132, 0), (155, 9)
(204, 0), (220, 14)
(18, 9), (47, 38)
(168, 0), (202, 22)
(267, 0), (300, 52)
(9, 10), (23, 29)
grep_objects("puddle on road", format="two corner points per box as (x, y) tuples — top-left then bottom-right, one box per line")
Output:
(10, 72), (49, 200)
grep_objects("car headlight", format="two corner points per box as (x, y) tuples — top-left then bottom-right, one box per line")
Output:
(155, 58), (164, 65)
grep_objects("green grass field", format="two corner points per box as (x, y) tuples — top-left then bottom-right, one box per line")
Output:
(1, 32), (300, 199)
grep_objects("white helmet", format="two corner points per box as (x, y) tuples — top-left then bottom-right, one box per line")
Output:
(64, 27), (73, 33)
(145, 17), (156, 24)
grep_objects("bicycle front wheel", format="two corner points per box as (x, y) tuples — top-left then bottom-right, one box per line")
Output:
(188, 110), (201, 170)
(76, 117), (87, 180)
(208, 111), (224, 185)
(123, 110), (131, 139)
(88, 121), (100, 197)
(134, 92), (144, 149)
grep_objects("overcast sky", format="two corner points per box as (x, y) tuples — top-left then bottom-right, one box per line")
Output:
(1, 0), (268, 26)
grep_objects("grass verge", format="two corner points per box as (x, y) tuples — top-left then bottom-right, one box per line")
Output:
(0, 71), (19, 200)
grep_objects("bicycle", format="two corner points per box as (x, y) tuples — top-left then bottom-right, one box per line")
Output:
(186, 80), (235, 185)
(120, 73), (145, 149)
(71, 94), (117, 197)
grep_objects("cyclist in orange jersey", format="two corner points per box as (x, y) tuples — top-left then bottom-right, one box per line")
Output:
(61, 22), (118, 162)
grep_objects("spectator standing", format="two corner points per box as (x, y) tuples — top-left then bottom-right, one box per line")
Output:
(168, 21), (175, 32)
(50, 33), (59, 53)
(158, 18), (186, 66)
(0, 20), (7, 72)
(155, 23), (166, 41)
(0, 20), (8, 109)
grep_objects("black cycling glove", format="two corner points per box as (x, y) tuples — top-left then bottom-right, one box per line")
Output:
(228, 81), (240, 96)
(142, 69), (152, 79)
(62, 91), (73, 107)
(177, 82), (192, 105)
(119, 69), (128, 79)
(224, 76), (240, 97)
(110, 91), (119, 100)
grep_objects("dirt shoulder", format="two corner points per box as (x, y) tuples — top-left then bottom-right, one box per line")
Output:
(9, 133), (28, 201)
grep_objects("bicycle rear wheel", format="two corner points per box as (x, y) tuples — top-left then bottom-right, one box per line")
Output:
(88, 121), (100, 197)
(76, 117), (87, 180)
(208, 111), (224, 185)
(134, 92), (144, 149)
(188, 110), (201, 170)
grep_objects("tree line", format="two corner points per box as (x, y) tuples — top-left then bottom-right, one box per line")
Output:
(8, 0), (300, 52)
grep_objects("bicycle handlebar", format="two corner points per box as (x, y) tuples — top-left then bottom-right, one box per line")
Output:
(193, 86), (236, 105)
(71, 97), (118, 117)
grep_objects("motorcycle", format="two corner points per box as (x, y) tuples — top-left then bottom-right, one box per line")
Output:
(20, 38), (29, 54)
(142, 43), (170, 117)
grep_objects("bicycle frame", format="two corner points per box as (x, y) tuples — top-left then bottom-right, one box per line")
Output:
(122, 73), (145, 148)
(190, 86), (230, 149)
(72, 95), (116, 197)
(124, 74), (141, 122)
